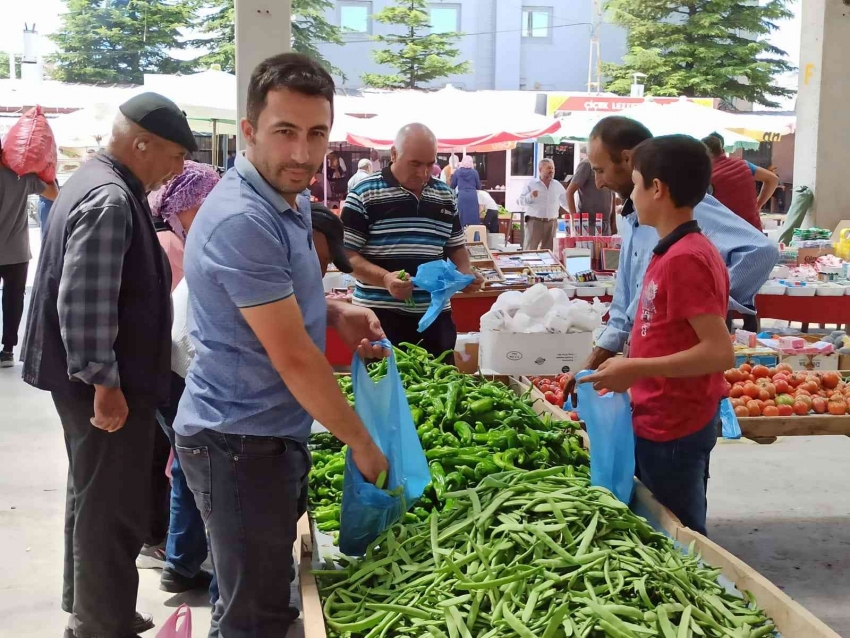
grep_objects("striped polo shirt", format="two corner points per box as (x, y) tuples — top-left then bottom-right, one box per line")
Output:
(342, 166), (466, 313)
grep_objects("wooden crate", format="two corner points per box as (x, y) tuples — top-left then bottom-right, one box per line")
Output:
(297, 375), (840, 638)
(466, 241), (505, 286)
(738, 414), (850, 437)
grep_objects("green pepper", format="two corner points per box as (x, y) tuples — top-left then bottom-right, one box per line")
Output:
(468, 397), (494, 415)
(474, 461), (499, 480)
(316, 520), (340, 532)
(410, 406), (424, 427)
(453, 421), (473, 445)
(492, 452), (517, 470)
(312, 508), (338, 524)
(331, 474), (344, 490)
(420, 430), (441, 448)
(444, 454), (487, 468)
(444, 471), (463, 491)
(444, 381), (463, 421)
(474, 422), (486, 434)
(441, 432), (460, 447)
(429, 461), (447, 499)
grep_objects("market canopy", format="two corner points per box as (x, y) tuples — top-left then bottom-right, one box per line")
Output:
(540, 99), (763, 151)
(342, 85), (560, 151)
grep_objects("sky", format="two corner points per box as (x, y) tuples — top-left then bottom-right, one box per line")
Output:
(1, 0), (803, 74)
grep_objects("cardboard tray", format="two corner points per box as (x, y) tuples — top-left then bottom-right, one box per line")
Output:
(297, 376), (840, 638)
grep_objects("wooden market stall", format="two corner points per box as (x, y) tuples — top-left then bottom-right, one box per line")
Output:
(296, 376), (841, 638)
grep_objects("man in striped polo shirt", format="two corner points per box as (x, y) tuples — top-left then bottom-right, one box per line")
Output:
(343, 123), (482, 357)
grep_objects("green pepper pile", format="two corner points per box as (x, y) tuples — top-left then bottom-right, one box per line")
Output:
(308, 344), (589, 534)
(317, 468), (777, 638)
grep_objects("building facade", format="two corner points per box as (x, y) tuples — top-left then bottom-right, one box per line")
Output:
(317, 0), (627, 91)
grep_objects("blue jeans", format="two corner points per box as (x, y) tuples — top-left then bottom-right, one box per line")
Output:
(157, 373), (218, 603)
(635, 408), (719, 536)
(177, 429), (310, 638)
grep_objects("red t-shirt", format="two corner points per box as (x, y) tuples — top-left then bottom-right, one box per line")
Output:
(629, 223), (730, 442)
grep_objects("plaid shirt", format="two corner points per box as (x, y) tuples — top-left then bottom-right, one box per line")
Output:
(58, 198), (133, 387)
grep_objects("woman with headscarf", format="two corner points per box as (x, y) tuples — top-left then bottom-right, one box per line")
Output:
(149, 160), (220, 289)
(441, 153), (459, 184)
(451, 155), (482, 227)
(139, 161), (221, 597)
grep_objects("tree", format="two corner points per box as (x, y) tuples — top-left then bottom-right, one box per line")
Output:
(190, 0), (344, 78)
(0, 53), (20, 80)
(602, 0), (794, 108)
(50, 0), (194, 85)
(362, 0), (471, 89)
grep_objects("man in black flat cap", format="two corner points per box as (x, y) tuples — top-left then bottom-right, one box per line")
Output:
(22, 92), (196, 638)
(310, 203), (355, 275)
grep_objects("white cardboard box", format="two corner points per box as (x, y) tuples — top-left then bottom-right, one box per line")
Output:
(779, 353), (839, 371)
(479, 330), (593, 375)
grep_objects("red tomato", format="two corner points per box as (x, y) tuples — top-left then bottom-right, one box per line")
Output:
(796, 394), (813, 410)
(775, 363), (793, 374)
(812, 397), (828, 414)
(768, 367), (777, 377)
(730, 398), (746, 409)
(568, 411), (580, 421)
(544, 391), (558, 405)
(739, 363), (753, 374)
(828, 399), (848, 416)
(746, 401), (761, 417)
(758, 389), (770, 402)
(729, 385), (744, 399)
(743, 384), (761, 399)
(752, 365), (770, 379)
(724, 369), (742, 383)
(734, 405), (750, 418)
(763, 406), (780, 417)
(793, 400), (809, 416)
(778, 404), (793, 417)
(763, 399), (776, 407)
(822, 372), (841, 390)
(774, 379), (789, 394)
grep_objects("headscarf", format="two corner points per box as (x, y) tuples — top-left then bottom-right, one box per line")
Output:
(148, 161), (219, 241)
(449, 154), (460, 169)
(460, 155), (474, 169)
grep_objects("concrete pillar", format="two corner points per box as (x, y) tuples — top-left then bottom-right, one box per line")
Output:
(792, 0), (850, 230)
(235, 0), (291, 148)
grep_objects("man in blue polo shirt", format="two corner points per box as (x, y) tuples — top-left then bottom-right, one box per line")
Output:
(174, 53), (388, 637)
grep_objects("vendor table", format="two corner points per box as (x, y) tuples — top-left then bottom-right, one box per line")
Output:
(754, 293), (850, 328)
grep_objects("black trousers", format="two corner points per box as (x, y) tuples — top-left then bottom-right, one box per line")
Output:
(52, 392), (156, 638)
(0, 261), (28, 350)
(177, 430), (310, 638)
(371, 308), (457, 360)
(726, 311), (759, 333)
(146, 415), (172, 546)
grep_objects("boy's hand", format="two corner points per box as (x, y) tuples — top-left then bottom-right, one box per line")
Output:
(576, 358), (642, 394)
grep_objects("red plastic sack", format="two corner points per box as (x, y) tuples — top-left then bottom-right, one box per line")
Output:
(1, 105), (57, 183)
(155, 604), (192, 638)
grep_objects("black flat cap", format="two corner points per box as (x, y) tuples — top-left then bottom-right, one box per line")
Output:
(119, 92), (198, 153)
(310, 203), (353, 273)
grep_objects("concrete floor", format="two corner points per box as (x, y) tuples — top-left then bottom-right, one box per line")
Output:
(1, 228), (847, 636)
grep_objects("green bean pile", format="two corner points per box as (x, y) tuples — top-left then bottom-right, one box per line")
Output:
(309, 344), (589, 533)
(317, 468), (776, 638)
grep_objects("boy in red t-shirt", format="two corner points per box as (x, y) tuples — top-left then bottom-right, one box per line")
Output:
(579, 135), (734, 535)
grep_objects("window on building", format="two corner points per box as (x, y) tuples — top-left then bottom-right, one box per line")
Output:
(340, 1), (372, 34)
(511, 143), (535, 177)
(430, 4), (461, 34)
(521, 8), (551, 39)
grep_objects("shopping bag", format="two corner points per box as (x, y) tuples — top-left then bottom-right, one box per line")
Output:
(575, 370), (635, 503)
(719, 398), (742, 440)
(338, 340), (430, 556)
(1, 105), (57, 183)
(410, 260), (474, 333)
(155, 604), (192, 638)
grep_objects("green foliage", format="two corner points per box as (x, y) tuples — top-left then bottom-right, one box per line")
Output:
(49, 0), (194, 84)
(189, 0), (344, 78)
(362, 0), (470, 89)
(602, 0), (795, 108)
(0, 53), (19, 80)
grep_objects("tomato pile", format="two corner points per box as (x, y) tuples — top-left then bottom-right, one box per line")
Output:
(527, 374), (581, 420)
(725, 363), (850, 418)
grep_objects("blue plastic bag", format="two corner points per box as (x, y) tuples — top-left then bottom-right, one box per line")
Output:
(338, 340), (431, 556)
(719, 398), (742, 439)
(411, 260), (474, 333)
(575, 370), (635, 503)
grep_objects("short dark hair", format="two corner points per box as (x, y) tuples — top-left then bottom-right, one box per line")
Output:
(701, 133), (725, 157)
(589, 116), (653, 162)
(631, 135), (712, 209)
(247, 53), (335, 125)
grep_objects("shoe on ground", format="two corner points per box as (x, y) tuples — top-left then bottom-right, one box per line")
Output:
(160, 566), (214, 593)
(63, 612), (152, 637)
(0, 351), (14, 368)
(136, 543), (166, 569)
